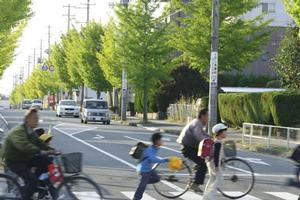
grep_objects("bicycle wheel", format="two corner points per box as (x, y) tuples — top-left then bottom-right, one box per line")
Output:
(218, 158), (255, 199)
(153, 161), (193, 199)
(0, 173), (22, 200)
(57, 176), (103, 200)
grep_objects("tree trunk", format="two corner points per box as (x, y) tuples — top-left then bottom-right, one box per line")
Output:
(96, 90), (101, 99)
(113, 88), (119, 114)
(143, 87), (148, 122)
(108, 91), (113, 109)
(80, 83), (84, 106)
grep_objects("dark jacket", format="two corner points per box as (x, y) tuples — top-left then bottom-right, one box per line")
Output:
(3, 124), (51, 163)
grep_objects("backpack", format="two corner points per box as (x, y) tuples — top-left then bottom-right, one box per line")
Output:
(290, 145), (300, 163)
(129, 142), (148, 160)
(198, 138), (215, 159)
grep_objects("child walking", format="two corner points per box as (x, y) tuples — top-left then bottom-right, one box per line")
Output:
(203, 123), (228, 200)
(133, 133), (169, 200)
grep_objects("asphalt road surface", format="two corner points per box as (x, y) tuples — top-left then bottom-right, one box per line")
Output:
(1, 109), (299, 200)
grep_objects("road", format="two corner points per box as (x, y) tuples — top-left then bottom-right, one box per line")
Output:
(1, 109), (299, 200)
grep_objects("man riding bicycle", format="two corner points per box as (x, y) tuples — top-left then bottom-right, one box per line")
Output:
(3, 108), (55, 200)
(177, 108), (209, 193)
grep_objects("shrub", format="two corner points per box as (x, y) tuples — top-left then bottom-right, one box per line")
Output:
(266, 80), (282, 88)
(219, 91), (300, 127)
(269, 92), (300, 127)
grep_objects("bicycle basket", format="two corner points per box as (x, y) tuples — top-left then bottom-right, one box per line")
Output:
(61, 152), (83, 173)
(224, 140), (236, 157)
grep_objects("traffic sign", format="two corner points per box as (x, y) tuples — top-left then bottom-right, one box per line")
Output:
(41, 64), (48, 71)
(49, 65), (55, 72)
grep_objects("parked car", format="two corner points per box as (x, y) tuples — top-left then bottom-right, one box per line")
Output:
(22, 99), (32, 109)
(56, 100), (79, 118)
(80, 99), (110, 124)
(31, 99), (43, 110)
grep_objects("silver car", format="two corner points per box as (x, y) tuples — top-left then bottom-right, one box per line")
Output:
(56, 100), (80, 118)
(80, 99), (110, 124)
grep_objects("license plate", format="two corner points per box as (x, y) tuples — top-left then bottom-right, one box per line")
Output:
(95, 117), (102, 121)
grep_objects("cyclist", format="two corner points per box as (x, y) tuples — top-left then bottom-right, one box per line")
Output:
(3, 108), (55, 200)
(177, 108), (209, 192)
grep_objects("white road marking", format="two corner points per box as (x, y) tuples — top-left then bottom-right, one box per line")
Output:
(237, 157), (270, 166)
(73, 192), (101, 199)
(72, 127), (99, 135)
(53, 125), (136, 169)
(54, 124), (188, 196)
(0, 113), (8, 125)
(265, 192), (299, 200)
(221, 192), (261, 200)
(124, 136), (181, 153)
(93, 135), (105, 140)
(121, 192), (156, 200)
(170, 191), (203, 200)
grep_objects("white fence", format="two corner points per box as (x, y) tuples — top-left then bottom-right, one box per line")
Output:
(242, 122), (300, 150)
(167, 104), (197, 122)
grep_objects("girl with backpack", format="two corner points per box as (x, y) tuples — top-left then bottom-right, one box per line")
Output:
(202, 123), (227, 200)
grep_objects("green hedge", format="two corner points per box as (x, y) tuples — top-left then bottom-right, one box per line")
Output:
(219, 91), (300, 127)
(270, 92), (300, 127)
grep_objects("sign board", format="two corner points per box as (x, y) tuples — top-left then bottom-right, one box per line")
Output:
(49, 65), (55, 72)
(209, 51), (218, 85)
(41, 64), (48, 71)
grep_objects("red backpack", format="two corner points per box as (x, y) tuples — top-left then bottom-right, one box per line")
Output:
(198, 138), (215, 159)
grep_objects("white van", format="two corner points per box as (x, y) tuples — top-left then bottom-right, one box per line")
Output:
(80, 99), (110, 124)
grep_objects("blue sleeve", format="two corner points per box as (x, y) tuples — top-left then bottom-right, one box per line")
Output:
(147, 148), (168, 164)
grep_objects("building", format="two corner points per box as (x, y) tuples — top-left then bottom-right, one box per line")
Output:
(241, 0), (294, 77)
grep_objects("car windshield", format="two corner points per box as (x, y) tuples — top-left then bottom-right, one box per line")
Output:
(61, 101), (76, 106)
(33, 100), (42, 103)
(23, 100), (31, 104)
(86, 101), (108, 109)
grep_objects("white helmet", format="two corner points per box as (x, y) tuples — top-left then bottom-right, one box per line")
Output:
(212, 123), (228, 134)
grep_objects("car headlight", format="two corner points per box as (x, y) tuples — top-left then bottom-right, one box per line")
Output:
(87, 112), (92, 116)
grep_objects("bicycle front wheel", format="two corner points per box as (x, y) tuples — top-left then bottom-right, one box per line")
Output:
(57, 176), (103, 200)
(153, 161), (193, 199)
(218, 158), (255, 199)
(0, 173), (22, 200)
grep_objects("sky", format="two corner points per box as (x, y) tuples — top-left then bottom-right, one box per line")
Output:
(0, 0), (116, 96)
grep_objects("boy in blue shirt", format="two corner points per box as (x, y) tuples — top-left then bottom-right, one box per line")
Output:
(133, 133), (169, 200)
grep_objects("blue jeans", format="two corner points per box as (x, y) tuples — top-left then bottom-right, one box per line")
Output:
(133, 171), (160, 200)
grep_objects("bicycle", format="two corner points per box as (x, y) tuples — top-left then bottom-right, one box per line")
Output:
(0, 152), (103, 200)
(153, 140), (255, 199)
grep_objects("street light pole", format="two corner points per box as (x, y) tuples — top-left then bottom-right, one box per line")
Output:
(121, 0), (129, 121)
(208, 0), (220, 135)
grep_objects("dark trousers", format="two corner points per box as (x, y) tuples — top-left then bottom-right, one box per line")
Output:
(183, 146), (207, 185)
(7, 155), (51, 200)
(133, 171), (160, 200)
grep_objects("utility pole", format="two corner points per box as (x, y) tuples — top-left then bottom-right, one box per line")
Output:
(27, 56), (31, 79)
(63, 4), (76, 32)
(78, 0), (95, 104)
(33, 48), (36, 68)
(121, 0), (129, 121)
(38, 39), (43, 64)
(48, 25), (51, 58)
(208, 0), (220, 135)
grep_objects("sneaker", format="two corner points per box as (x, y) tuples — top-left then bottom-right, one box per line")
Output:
(190, 183), (203, 193)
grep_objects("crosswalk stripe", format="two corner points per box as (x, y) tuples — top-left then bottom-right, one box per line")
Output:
(121, 192), (156, 200)
(170, 191), (203, 200)
(220, 192), (261, 200)
(265, 192), (299, 200)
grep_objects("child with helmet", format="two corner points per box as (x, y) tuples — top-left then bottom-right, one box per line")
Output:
(203, 123), (228, 200)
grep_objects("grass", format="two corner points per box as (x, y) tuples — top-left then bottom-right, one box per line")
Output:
(235, 140), (294, 158)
